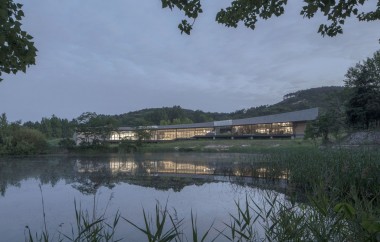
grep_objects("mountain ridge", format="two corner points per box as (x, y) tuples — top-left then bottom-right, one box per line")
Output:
(115, 86), (344, 126)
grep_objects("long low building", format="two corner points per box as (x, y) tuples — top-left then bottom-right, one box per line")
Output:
(110, 108), (318, 141)
(75, 108), (318, 145)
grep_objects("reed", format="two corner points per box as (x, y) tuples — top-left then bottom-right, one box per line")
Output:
(122, 203), (182, 242)
(25, 148), (380, 241)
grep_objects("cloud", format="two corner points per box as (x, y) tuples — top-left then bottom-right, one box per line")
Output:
(1, 0), (379, 121)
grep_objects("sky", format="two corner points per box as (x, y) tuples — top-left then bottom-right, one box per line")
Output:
(1, 0), (379, 122)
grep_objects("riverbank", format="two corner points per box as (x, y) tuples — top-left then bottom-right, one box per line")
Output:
(65, 136), (380, 155)
(62, 138), (317, 155)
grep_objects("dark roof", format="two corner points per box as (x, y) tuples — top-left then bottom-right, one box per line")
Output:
(150, 122), (214, 130)
(118, 127), (135, 131)
(232, 108), (319, 126)
(118, 108), (319, 130)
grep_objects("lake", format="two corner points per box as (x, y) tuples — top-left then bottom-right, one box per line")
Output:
(0, 153), (289, 241)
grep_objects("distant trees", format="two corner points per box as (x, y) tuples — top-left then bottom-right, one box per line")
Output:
(345, 50), (380, 129)
(75, 112), (120, 146)
(23, 115), (76, 139)
(0, 113), (47, 155)
(133, 106), (207, 126)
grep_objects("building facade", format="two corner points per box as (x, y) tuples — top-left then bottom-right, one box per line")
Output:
(75, 108), (318, 145)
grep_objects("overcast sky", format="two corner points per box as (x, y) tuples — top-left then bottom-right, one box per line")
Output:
(1, 0), (379, 122)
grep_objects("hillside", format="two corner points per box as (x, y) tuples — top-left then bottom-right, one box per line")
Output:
(115, 86), (345, 125)
(114, 106), (230, 126)
(21, 86), (345, 138)
(230, 86), (345, 119)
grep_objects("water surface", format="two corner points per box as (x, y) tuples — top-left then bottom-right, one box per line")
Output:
(0, 153), (287, 241)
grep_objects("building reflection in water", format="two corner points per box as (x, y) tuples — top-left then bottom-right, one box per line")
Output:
(75, 158), (214, 175)
(74, 156), (288, 180)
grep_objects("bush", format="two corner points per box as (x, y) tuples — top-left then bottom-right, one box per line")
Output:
(118, 140), (137, 153)
(58, 138), (76, 149)
(4, 128), (48, 155)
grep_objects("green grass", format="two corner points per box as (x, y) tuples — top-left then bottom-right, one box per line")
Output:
(139, 139), (315, 153)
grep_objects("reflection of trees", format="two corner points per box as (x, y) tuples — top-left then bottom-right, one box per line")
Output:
(0, 155), (215, 195)
(0, 153), (291, 196)
(0, 156), (75, 196)
(119, 175), (214, 192)
(72, 167), (116, 195)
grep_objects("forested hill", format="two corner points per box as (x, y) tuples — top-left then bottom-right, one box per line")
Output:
(113, 106), (230, 126)
(114, 86), (345, 125)
(21, 86), (345, 139)
(229, 86), (345, 119)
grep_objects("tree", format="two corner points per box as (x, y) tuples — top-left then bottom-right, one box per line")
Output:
(75, 112), (120, 145)
(8, 127), (47, 154)
(345, 50), (380, 129)
(304, 111), (343, 144)
(161, 0), (380, 39)
(0, 0), (37, 81)
(134, 128), (153, 147)
(0, 113), (47, 155)
(40, 117), (52, 138)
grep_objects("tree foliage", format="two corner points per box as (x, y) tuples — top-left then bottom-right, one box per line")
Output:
(75, 112), (119, 146)
(0, 0), (37, 81)
(162, 0), (380, 39)
(304, 111), (343, 144)
(345, 50), (380, 129)
(0, 113), (47, 155)
(23, 115), (76, 139)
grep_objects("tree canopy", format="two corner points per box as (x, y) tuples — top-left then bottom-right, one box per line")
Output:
(0, 0), (37, 81)
(345, 50), (380, 129)
(162, 0), (380, 38)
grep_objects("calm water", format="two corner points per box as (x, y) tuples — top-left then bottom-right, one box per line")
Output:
(0, 153), (288, 241)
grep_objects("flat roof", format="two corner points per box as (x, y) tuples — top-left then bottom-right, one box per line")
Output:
(232, 108), (319, 126)
(118, 108), (319, 130)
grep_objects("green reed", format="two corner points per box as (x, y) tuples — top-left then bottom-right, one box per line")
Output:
(26, 148), (380, 241)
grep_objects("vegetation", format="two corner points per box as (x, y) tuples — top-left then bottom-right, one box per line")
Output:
(304, 110), (344, 144)
(0, 113), (47, 155)
(26, 195), (121, 242)
(304, 50), (380, 143)
(345, 50), (380, 130)
(162, 0), (380, 39)
(23, 148), (380, 241)
(0, 85), (340, 151)
(2, 0), (378, 82)
(23, 86), (345, 136)
(3, 50), (380, 153)
(138, 139), (312, 154)
(0, 0), (37, 81)
(24, 115), (76, 139)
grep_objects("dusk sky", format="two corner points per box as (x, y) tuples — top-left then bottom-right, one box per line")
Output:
(1, 0), (379, 122)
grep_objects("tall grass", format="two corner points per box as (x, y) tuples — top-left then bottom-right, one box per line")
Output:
(25, 148), (380, 241)
(122, 203), (182, 242)
(26, 189), (122, 242)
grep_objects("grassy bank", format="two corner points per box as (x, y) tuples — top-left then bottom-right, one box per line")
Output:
(52, 136), (380, 155)
(52, 138), (316, 155)
(139, 139), (314, 153)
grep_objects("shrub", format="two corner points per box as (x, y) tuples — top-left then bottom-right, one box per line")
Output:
(58, 138), (76, 149)
(4, 127), (47, 155)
